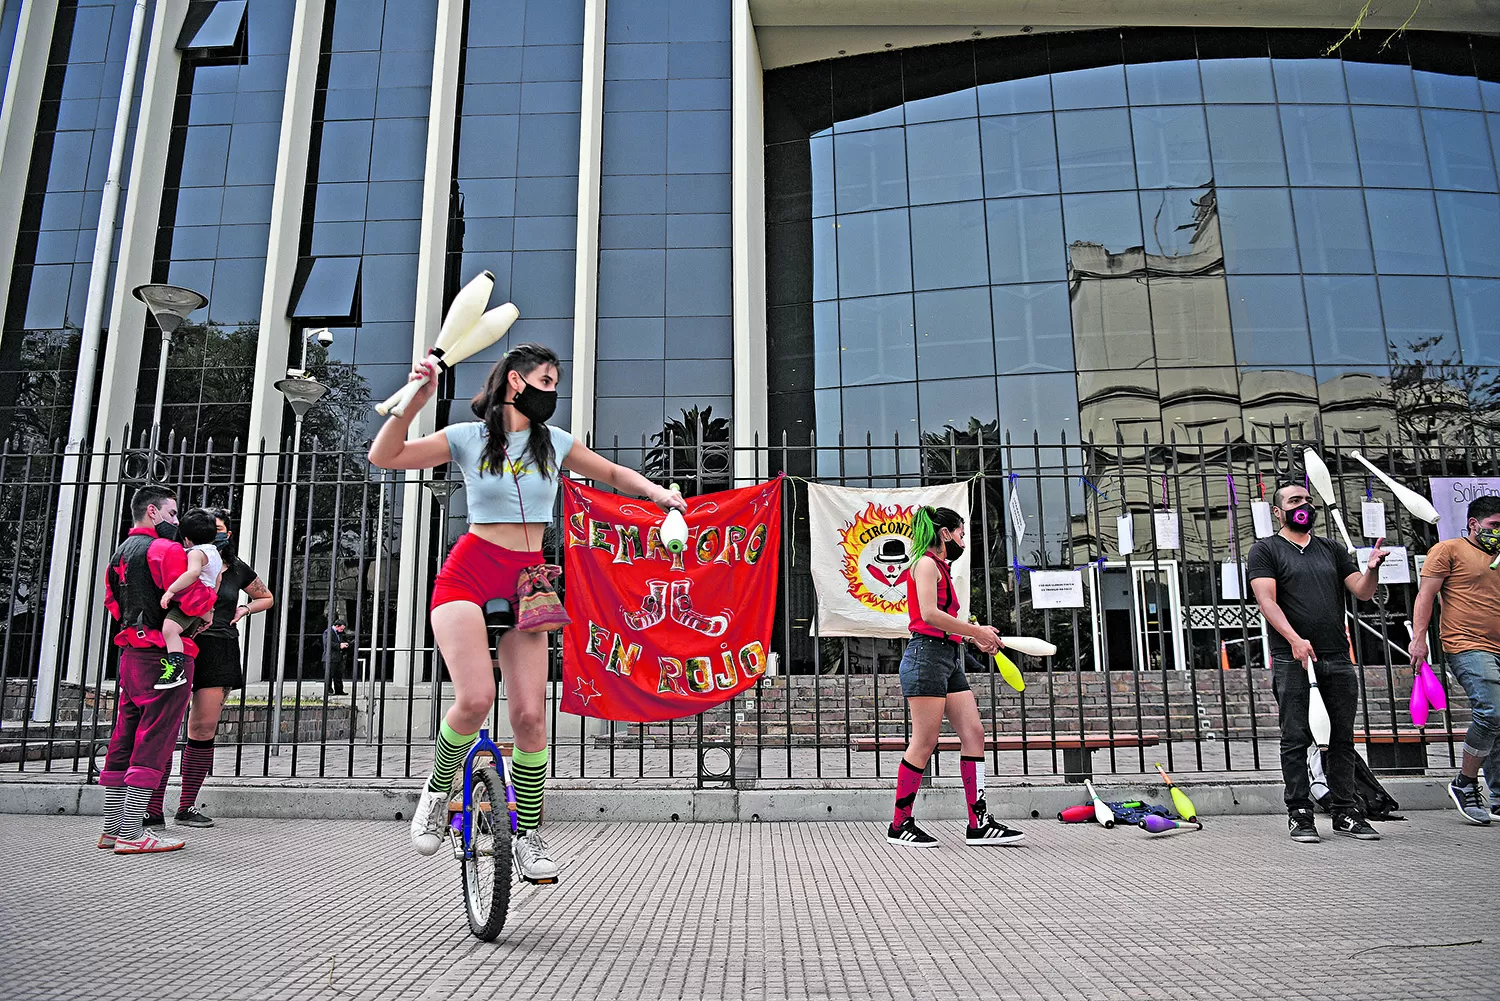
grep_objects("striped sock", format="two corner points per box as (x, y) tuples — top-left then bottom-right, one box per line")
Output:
(177, 737), (215, 811)
(428, 721), (478, 794)
(511, 746), (548, 833)
(117, 786), (155, 841)
(148, 763), (171, 818)
(102, 786), (127, 836)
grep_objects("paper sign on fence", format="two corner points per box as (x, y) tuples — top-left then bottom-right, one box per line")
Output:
(1031, 570), (1085, 609)
(1221, 561), (1247, 600)
(1117, 514), (1134, 556)
(1153, 512), (1180, 550)
(1361, 501), (1386, 539)
(1251, 500), (1274, 538)
(1356, 545), (1412, 585)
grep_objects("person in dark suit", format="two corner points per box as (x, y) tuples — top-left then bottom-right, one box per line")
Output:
(322, 618), (353, 696)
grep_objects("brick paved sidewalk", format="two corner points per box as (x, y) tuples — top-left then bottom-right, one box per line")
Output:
(0, 812), (1491, 1001)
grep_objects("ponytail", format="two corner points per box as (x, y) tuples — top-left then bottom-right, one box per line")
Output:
(908, 507), (936, 568)
(907, 505), (964, 567)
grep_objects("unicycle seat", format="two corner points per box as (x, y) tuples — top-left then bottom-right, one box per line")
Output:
(483, 598), (515, 632)
(485, 599), (514, 670)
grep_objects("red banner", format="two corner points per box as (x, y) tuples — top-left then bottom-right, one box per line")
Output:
(561, 477), (783, 722)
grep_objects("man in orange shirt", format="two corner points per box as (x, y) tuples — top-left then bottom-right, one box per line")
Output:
(1411, 496), (1500, 825)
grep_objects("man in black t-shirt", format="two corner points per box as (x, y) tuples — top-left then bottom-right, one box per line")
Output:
(1248, 481), (1387, 845)
(146, 510), (274, 830)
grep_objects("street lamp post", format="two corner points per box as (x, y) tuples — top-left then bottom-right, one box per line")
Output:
(127, 283), (209, 481)
(268, 328), (331, 754)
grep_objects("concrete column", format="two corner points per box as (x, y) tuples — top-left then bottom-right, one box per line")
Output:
(236, 0), (326, 683)
(389, 0), (465, 689)
(0, 0), (58, 352)
(568, 0), (607, 440)
(58, 0), (188, 692)
(731, 0), (767, 485)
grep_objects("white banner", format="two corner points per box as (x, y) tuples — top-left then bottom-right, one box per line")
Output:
(1428, 476), (1500, 541)
(807, 482), (970, 638)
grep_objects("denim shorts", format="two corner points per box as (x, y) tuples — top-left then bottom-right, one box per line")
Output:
(898, 634), (971, 698)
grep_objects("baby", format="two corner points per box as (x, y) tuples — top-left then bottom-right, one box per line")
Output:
(156, 508), (223, 690)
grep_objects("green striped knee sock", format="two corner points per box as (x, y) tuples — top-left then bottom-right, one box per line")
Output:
(511, 746), (548, 833)
(428, 721), (478, 794)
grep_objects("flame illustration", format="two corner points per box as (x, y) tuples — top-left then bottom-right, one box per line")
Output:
(837, 502), (916, 614)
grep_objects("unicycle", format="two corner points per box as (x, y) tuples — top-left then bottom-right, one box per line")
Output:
(449, 597), (521, 940)
(451, 726), (515, 940)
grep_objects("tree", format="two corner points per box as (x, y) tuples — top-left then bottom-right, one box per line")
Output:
(643, 405), (732, 496)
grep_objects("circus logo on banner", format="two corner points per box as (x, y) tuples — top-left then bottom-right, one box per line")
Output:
(560, 477), (783, 723)
(807, 481), (970, 638)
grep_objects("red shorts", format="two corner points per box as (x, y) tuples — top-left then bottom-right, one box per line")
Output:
(431, 533), (543, 611)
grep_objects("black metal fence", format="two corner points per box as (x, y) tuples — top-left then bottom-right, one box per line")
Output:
(0, 421), (1489, 785)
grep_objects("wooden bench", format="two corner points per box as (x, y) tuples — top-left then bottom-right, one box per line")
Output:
(1354, 729), (1436, 774)
(851, 733), (1161, 783)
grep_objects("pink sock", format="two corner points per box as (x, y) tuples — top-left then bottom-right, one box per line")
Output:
(892, 758), (924, 827)
(961, 755), (986, 826)
(148, 763), (171, 817)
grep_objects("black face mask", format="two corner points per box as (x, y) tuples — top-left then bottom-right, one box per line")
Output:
(943, 538), (964, 561)
(154, 519), (179, 542)
(1283, 503), (1317, 531)
(507, 381), (557, 424)
(214, 532), (235, 557)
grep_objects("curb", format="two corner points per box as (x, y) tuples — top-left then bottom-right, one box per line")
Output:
(0, 776), (1460, 823)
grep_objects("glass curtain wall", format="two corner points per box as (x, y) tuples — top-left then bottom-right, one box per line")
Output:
(137, 0), (296, 449)
(290, 0), (438, 447)
(443, 0), (585, 435)
(0, 1), (23, 117)
(0, 0), (146, 448)
(595, 0), (733, 468)
(765, 29), (1500, 466)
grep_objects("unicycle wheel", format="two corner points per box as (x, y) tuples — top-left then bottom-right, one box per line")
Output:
(461, 765), (512, 940)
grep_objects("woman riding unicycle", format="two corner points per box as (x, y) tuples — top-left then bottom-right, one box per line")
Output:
(369, 344), (685, 888)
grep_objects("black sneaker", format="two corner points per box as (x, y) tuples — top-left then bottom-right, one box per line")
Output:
(154, 654), (188, 691)
(1490, 803), (1500, 822)
(1288, 811), (1320, 843)
(965, 812), (1027, 846)
(1447, 777), (1491, 826)
(174, 806), (215, 829)
(142, 814), (166, 830)
(1332, 813), (1380, 841)
(886, 817), (938, 848)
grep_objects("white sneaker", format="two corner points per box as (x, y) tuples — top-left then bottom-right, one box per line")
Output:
(114, 831), (186, 854)
(410, 783), (449, 856)
(514, 829), (560, 884)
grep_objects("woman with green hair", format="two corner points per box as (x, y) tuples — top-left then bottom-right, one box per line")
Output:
(887, 505), (1025, 849)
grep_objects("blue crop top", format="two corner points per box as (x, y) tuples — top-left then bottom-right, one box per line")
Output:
(444, 421), (576, 525)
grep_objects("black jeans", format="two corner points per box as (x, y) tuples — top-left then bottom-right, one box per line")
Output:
(1272, 655), (1360, 816)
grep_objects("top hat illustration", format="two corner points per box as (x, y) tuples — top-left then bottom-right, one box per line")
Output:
(873, 538), (907, 564)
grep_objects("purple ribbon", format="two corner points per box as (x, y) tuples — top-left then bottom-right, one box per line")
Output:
(1226, 473), (1238, 507)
